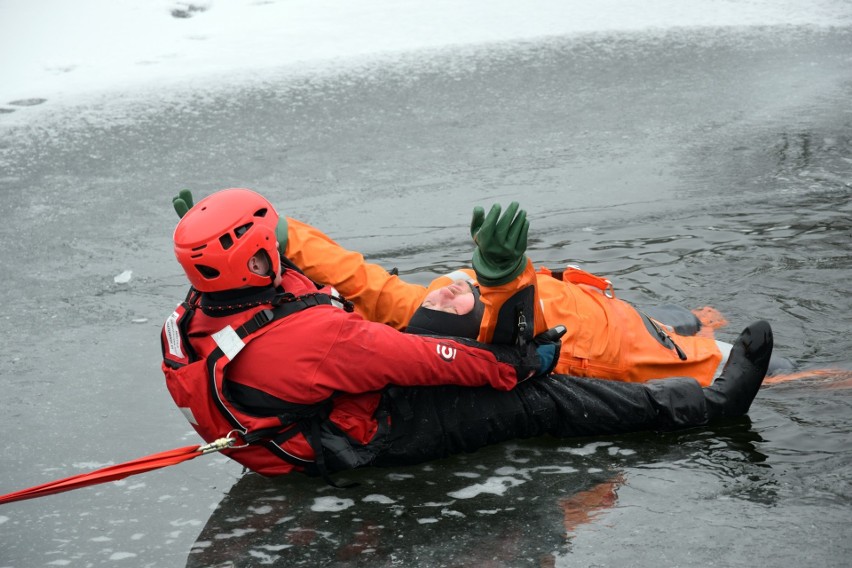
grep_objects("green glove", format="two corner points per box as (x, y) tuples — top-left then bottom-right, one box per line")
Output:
(470, 201), (529, 286)
(172, 189), (194, 218)
(275, 219), (289, 255)
(170, 188), (289, 253)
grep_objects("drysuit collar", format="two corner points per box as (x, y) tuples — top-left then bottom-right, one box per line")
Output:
(200, 285), (279, 317)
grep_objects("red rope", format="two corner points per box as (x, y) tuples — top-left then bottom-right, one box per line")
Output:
(0, 444), (203, 505)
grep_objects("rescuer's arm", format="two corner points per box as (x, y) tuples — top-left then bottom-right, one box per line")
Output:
(310, 312), (560, 396)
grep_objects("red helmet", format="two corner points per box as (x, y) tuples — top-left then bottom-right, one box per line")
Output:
(173, 188), (281, 292)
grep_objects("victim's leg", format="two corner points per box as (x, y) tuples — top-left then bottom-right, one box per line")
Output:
(374, 376), (704, 468)
(372, 322), (772, 468)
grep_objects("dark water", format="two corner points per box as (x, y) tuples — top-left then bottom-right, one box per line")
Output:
(1, 26), (850, 567)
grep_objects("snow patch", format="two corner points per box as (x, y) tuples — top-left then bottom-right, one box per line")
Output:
(214, 528), (257, 539)
(560, 441), (613, 456)
(114, 270), (133, 284)
(363, 494), (396, 504)
(447, 476), (526, 499)
(311, 496), (355, 512)
(454, 471), (482, 478)
(248, 505), (273, 515)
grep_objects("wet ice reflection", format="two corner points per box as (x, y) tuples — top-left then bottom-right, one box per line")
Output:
(184, 440), (644, 566)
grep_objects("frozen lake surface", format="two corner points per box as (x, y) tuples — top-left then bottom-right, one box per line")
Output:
(1, 2), (851, 566)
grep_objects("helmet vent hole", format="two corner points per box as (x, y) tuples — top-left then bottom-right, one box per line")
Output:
(194, 264), (220, 279)
(234, 222), (253, 238)
(191, 244), (207, 251)
(219, 233), (234, 250)
(253, 208), (268, 218)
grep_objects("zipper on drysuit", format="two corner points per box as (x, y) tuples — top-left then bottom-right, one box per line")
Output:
(516, 307), (528, 347)
(642, 311), (688, 361)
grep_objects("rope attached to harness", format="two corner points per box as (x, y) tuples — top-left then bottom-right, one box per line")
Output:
(0, 433), (242, 506)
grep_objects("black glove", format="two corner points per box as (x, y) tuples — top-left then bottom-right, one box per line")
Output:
(530, 325), (565, 378)
(511, 325), (566, 382)
(450, 325), (564, 382)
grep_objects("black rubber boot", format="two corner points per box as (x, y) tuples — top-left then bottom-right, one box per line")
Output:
(704, 320), (774, 419)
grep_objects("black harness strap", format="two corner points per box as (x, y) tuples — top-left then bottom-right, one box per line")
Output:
(232, 292), (336, 339)
(197, 291), (355, 481)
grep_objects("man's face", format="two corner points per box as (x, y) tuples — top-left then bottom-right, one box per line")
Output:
(420, 280), (476, 315)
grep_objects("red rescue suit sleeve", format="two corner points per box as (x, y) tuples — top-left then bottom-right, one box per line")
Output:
(228, 306), (521, 405)
(283, 217), (427, 329)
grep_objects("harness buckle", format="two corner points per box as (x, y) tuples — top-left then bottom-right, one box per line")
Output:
(252, 308), (274, 328)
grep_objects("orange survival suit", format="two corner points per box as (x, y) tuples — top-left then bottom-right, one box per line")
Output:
(283, 218), (721, 387)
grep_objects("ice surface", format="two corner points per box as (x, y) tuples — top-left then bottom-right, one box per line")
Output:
(2, 0), (850, 114)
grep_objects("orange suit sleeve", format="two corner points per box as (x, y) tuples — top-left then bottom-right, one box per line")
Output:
(477, 259), (548, 344)
(283, 217), (427, 329)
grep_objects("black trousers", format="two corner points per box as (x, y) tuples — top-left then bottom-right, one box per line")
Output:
(372, 374), (708, 468)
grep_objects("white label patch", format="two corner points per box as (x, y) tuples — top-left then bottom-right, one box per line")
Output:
(164, 310), (184, 359)
(212, 325), (245, 361)
(179, 406), (199, 426)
